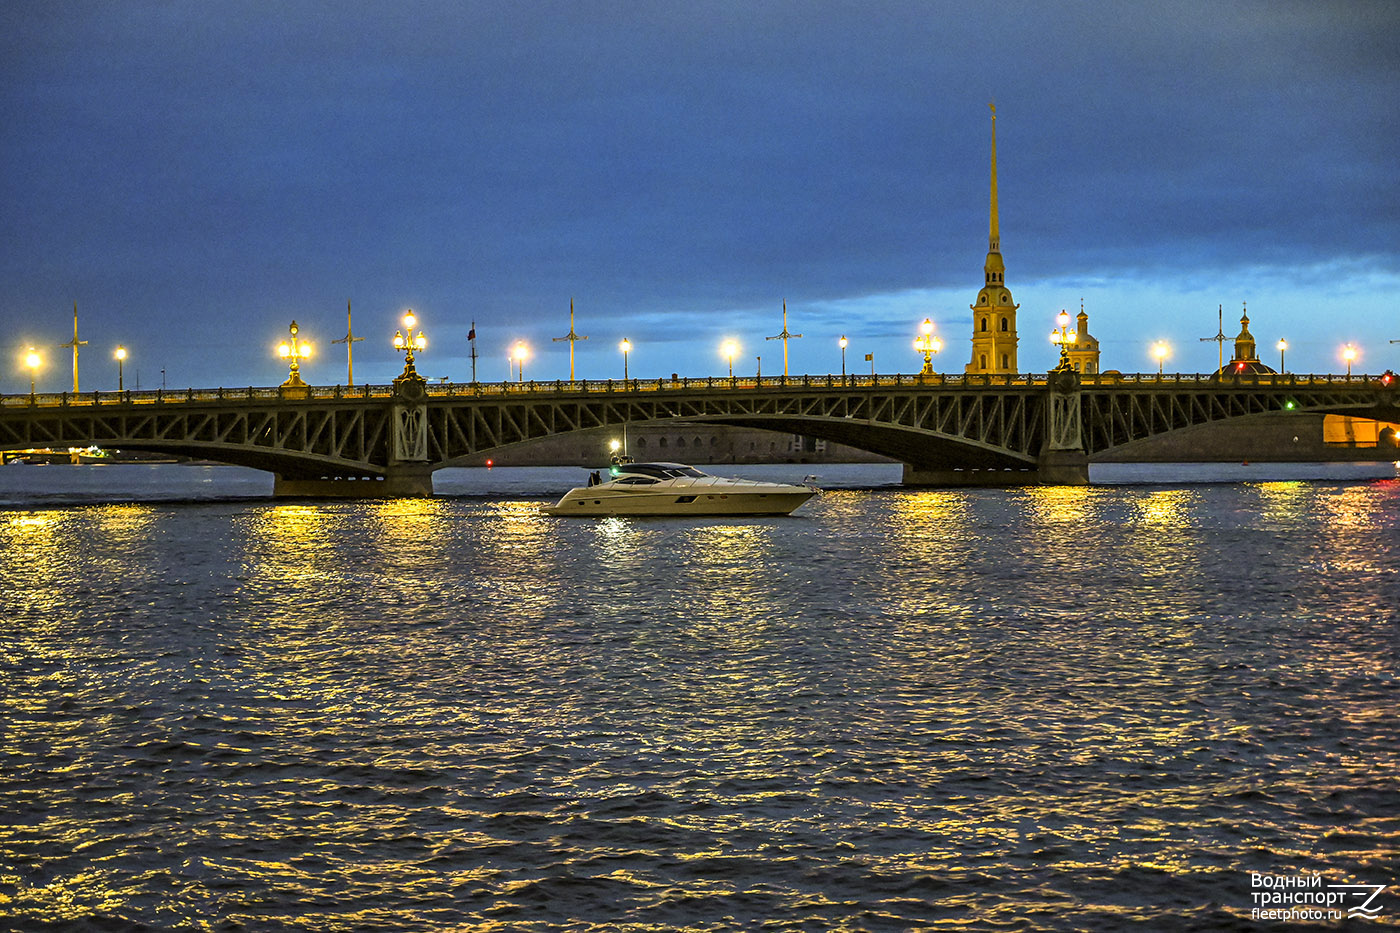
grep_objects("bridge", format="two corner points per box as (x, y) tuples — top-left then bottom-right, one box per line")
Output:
(1, 369), (1396, 496)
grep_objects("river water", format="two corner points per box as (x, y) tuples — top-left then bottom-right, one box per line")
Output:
(2, 463), (1397, 931)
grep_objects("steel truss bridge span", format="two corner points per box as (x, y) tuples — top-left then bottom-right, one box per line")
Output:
(0, 371), (1395, 496)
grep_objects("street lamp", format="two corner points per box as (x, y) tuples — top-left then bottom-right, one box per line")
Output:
(393, 310), (427, 380)
(277, 320), (312, 389)
(115, 345), (127, 391)
(913, 318), (942, 375)
(1277, 338), (1287, 373)
(1343, 343), (1356, 378)
(1049, 310), (1077, 372)
(839, 335), (848, 378)
(1152, 341), (1169, 375)
(620, 338), (631, 381)
(24, 348), (40, 398)
(512, 341), (529, 382)
(721, 340), (738, 380)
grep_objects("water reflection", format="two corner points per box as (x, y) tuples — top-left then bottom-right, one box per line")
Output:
(1132, 488), (1196, 526)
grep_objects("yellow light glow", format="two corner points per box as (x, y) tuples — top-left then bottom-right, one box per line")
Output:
(278, 343), (291, 358)
(1277, 339), (1287, 351)
(839, 335), (848, 349)
(1153, 342), (1169, 360)
(404, 311), (417, 331)
(609, 439), (621, 452)
(619, 338), (631, 353)
(393, 331), (405, 349)
(115, 346), (126, 361)
(920, 317), (934, 337)
(513, 341), (529, 362)
(1343, 344), (1357, 362)
(721, 340), (738, 359)
(25, 350), (40, 370)
(1057, 310), (1070, 329)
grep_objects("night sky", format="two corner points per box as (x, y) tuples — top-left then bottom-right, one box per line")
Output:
(3, 1), (1397, 391)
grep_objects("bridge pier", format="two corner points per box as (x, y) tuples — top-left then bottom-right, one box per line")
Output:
(1034, 449), (1090, 485)
(272, 465), (435, 499)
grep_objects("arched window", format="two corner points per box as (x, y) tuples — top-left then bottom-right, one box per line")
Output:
(1000, 317), (1008, 332)
(710, 437), (718, 447)
(677, 437), (686, 448)
(1088, 362), (1097, 374)
(636, 437), (647, 448)
(979, 354), (987, 369)
(980, 318), (988, 332)
(659, 437), (668, 448)
(1001, 353), (1009, 369)
(693, 437), (702, 448)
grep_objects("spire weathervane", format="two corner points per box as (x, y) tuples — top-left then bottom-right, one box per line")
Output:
(553, 298), (589, 381)
(331, 300), (363, 386)
(59, 302), (88, 393)
(766, 300), (803, 377)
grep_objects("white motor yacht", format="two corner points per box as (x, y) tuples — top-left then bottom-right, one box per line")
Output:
(541, 461), (818, 516)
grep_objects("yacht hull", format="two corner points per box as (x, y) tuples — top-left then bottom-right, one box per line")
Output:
(542, 488), (815, 516)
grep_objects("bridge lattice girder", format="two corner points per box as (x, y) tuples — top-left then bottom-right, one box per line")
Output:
(0, 375), (1394, 477)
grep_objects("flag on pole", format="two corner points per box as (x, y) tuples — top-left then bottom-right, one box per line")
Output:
(864, 353), (873, 361)
(467, 327), (476, 341)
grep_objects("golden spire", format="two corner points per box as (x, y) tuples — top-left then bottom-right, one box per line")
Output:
(989, 102), (999, 253)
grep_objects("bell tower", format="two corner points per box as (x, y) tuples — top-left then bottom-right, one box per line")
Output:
(966, 104), (1020, 375)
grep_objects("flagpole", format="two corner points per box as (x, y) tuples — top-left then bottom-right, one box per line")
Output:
(469, 320), (478, 383)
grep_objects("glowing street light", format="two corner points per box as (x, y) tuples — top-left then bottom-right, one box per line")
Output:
(24, 348), (41, 398)
(115, 345), (127, 391)
(512, 341), (529, 383)
(1049, 310), (1077, 372)
(721, 340), (738, 380)
(913, 318), (942, 375)
(620, 338), (631, 381)
(1152, 341), (1169, 375)
(839, 335), (848, 378)
(277, 320), (312, 389)
(393, 310), (427, 379)
(1343, 343), (1357, 378)
(1277, 338), (1287, 373)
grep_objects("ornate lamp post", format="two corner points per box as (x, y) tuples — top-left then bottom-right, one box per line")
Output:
(1277, 338), (1287, 373)
(1049, 310), (1077, 372)
(25, 349), (41, 399)
(913, 318), (942, 375)
(277, 320), (312, 389)
(392, 310), (427, 390)
(512, 341), (529, 383)
(1343, 343), (1356, 378)
(721, 340), (738, 381)
(619, 338), (631, 381)
(839, 335), (848, 378)
(1152, 341), (1169, 375)
(115, 345), (127, 391)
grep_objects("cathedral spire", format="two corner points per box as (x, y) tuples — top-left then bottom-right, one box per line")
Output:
(989, 102), (999, 253)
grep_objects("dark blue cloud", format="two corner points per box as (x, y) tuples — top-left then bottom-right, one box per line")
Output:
(2, 0), (1397, 387)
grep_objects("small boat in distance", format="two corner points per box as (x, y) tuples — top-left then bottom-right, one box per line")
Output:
(541, 460), (818, 516)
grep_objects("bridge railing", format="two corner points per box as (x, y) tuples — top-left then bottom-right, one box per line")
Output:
(0, 371), (1390, 407)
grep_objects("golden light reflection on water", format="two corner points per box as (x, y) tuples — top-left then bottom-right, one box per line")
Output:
(1024, 485), (1093, 525)
(1132, 488), (1196, 526)
(1252, 480), (1311, 528)
(369, 496), (451, 541)
(1318, 484), (1384, 528)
